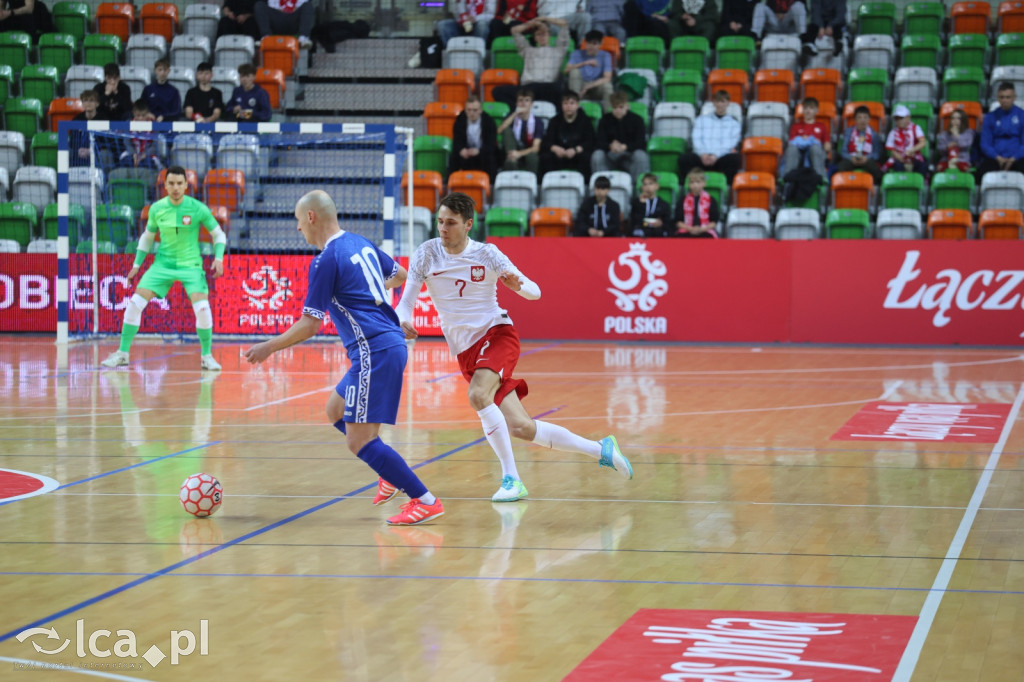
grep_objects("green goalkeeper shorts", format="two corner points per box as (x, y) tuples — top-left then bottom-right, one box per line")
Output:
(137, 262), (209, 298)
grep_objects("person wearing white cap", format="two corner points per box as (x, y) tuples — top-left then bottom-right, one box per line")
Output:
(882, 104), (928, 176)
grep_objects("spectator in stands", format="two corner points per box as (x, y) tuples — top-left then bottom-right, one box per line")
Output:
(0, 0), (54, 42)
(676, 0), (718, 43)
(229, 63), (272, 122)
(254, 0), (314, 49)
(449, 95), (499, 181)
(883, 104), (928, 176)
(540, 89), (596, 178)
(715, 0), (759, 42)
(574, 175), (622, 236)
(622, 0), (672, 49)
(438, 0), (494, 48)
(836, 104), (882, 184)
(493, 16), (569, 110)
(72, 90), (110, 167)
(95, 63), (133, 122)
(217, 0), (261, 40)
(936, 109), (976, 174)
(804, 0), (846, 57)
(588, 0), (626, 46)
(977, 82), (1024, 179)
(674, 168), (719, 238)
(538, 0), (590, 41)
(677, 90), (742, 185)
(784, 96), (829, 178)
(184, 62), (225, 123)
(751, 0), (806, 42)
(487, 0), (537, 48)
(565, 30), (614, 112)
(142, 58), (182, 123)
(498, 88), (545, 174)
(118, 100), (164, 170)
(629, 172), (671, 237)
(592, 90), (649, 182)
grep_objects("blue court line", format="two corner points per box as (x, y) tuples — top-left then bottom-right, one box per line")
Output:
(0, 406), (563, 644)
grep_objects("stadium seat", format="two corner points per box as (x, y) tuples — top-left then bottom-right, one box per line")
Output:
(628, 101), (650, 128)
(894, 67), (939, 105)
(169, 133), (214, 181)
(96, 3), (135, 44)
(589, 170), (633, 217)
(980, 171), (1024, 211)
(948, 33), (991, 73)
(173, 35), (212, 72)
(939, 101), (983, 131)
(901, 34), (942, 69)
(402, 170), (443, 211)
(203, 169), (245, 214)
(14, 166), (57, 214)
(66, 65), (104, 99)
(485, 206), (529, 237)
(774, 207), (822, 239)
(397, 205), (431, 246)
(858, 2), (897, 35)
(931, 170), (975, 211)
(540, 171), (586, 213)
(842, 101), (886, 135)
(742, 137), (783, 175)
(482, 100), (510, 126)
(214, 35), (256, 71)
(617, 68), (657, 107)
(580, 100), (602, 126)
(43, 203), (85, 244)
(724, 208), (770, 239)
(881, 172), (926, 211)
(0, 167), (8, 201)
(4, 99), (43, 141)
(759, 34), (801, 72)
(635, 171), (679, 206)
(0, 65), (11, 109)
(732, 172), (775, 212)
(662, 69), (701, 106)
(714, 36), (756, 72)
(625, 36), (665, 73)
(414, 136), (453, 177)
(0, 31), (30, 74)
(1000, 1), (1024, 32)
(27, 238), (57, 253)
(847, 67), (888, 104)
(745, 102), (790, 139)
(852, 35), (896, 72)
(0, 131), (25, 180)
(30, 132), (58, 171)
(183, 3), (220, 46)
(255, 68), (285, 109)
(896, 100), (937, 137)
(53, 1), (90, 43)
(707, 69), (748, 104)
(109, 168), (158, 214)
(140, 2), (179, 42)
(167, 66), (195, 104)
(49, 99), (84, 133)
(211, 66), (241, 96)
(531, 100), (557, 127)
(831, 172), (874, 212)
(800, 69), (843, 105)
(75, 240), (119, 254)
(950, 1), (991, 34)
(120, 65), (152, 101)
(670, 36), (709, 72)
(83, 34), (123, 67)
(0, 238), (22, 253)
(21, 66), (60, 104)
(491, 36), (523, 73)
(826, 208), (871, 238)
(480, 68), (519, 102)
(876, 208), (925, 239)
(904, 2), (945, 37)
(979, 208), (1024, 238)
(127, 34), (168, 70)
(493, 170), (538, 213)
(601, 35), (621, 65)
(684, 170), (728, 208)
(435, 69), (476, 104)
(927, 209), (974, 238)
(68, 167), (104, 218)
(943, 66), (987, 102)
(990, 65), (1024, 101)
(38, 33), (77, 73)
(754, 69), (794, 104)
(529, 207), (572, 236)
(996, 33), (1024, 68)
(443, 36), (486, 75)
(648, 137), (686, 174)
(424, 101), (463, 138)
(95, 204), (134, 246)
(0, 202), (37, 247)
(448, 170), (491, 213)
(652, 101), (696, 139)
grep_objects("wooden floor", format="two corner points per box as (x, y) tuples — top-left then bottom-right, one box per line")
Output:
(0, 337), (1022, 681)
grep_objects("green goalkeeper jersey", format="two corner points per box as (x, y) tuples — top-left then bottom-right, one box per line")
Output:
(144, 195), (220, 269)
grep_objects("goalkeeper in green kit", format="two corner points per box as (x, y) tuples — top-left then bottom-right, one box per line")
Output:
(101, 165), (227, 371)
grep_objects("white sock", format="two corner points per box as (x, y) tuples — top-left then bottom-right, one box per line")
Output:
(477, 403), (520, 480)
(533, 420), (601, 459)
(419, 491), (436, 505)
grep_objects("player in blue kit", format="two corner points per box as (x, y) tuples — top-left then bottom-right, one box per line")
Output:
(244, 190), (444, 526)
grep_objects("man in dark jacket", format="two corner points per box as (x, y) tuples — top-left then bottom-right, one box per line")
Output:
(540, 90), (596, 178)
(142, 58), (182, 122)
(574, 174), (622, 236)
(448, 94), (499, 182)
(591, 91), (649, 183)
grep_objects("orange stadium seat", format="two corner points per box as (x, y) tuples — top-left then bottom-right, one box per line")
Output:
(979, 208), (1023, 239)
(928, 209), (974, 239)
(831, 172), (875, 211)
(732, 172), (776, 211)
(48, 98), (83, 132)
(139, 2), (179, 42)
(999, 1), (1024, 32)
(601, 35), (621, 65)
(800, 68), (842, 104)
(754, 69), (794, 104)
(155, 168), (199, 199)
(203, 169), (245, 213)
(424, 101), (463, 138)
(96, 3), (134, 44)
(940, 101), (984, 131)
(741, 137), (783, 174)
(401, 170), (443, 211)
(951, 1), (991, 34)
(255, 68), (285, 109)
(447, 170), (490, 213)
(480, 68), (519, 102)
(530, 207), (572, 236)
(435, 69), (475, 104)
(260, 36), (299, 77)
(707, 69), (748, 103)
(843, 101), (886, 135)
(796, 101), (837, 132)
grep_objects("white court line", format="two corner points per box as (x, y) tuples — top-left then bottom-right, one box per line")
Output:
(892, 379), (1024, 681)
(0, 410), (150, 422)
(0, 656), (155, 681)
(243, 386), (336, 411)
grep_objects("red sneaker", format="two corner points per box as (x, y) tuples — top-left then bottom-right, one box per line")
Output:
(386, 498), (445, 526)
(373, 478), (399, 506)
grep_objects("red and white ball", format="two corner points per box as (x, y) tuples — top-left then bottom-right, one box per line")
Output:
(179, 473), (223, 517)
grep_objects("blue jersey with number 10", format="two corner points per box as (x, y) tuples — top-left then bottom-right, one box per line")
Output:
(302, 231), (405, 359)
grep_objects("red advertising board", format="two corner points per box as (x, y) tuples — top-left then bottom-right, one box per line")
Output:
(0, 254), (57, 332)
(566, 609), (916, 681)
(831, 401), (1012, 442)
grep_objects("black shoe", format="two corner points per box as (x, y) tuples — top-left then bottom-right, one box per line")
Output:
(802, 42), (819, 57)
(832, 39), (843, 56)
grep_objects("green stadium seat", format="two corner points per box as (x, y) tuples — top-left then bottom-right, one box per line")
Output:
(881, 172), (926, 211)
(95, 204), (134, 247)
(53, 2), (90, 44)
(670, 36), (709, 72)
(491, 37), (523, 73)
(76, 240), (119, 254)
(481, 101), (510, 136)
(31, 132), (59, 170)
(661, 69), (701, 106)
(647, 136), (686, 174)
(3, 98), (44, 141)
(637, 171), (679, 207)
(847, 68), (889, 103)
(44, 203), (85, 246)
(948, 33), (990, 71)
(0, 64), (12, 110)
(826, 208), (871, 238)
(931, 170), (975, 211)
(0, 31), (31, 74)
(485, 206), (528, 237)
(996, 33), (1024, 67)
(21, 65), (60, 103)
(903, 2), (946, 37)
(38, 33), (78, 73)
(107, 168), (155, 216)
(942, 66), (985, 102)
(628, 101), (649, 128)
(684, 170), (728, 208)
(0, 202), (37, 247)
(83, 33), (123, 67)
(625, 36), (665, 73)
(896, 101), (936, 137)
(858, 2), (898, 35)
(579, 100), (602, 128)
(413, 135), (453, 177)
(715, 36), (755, 72)
(901, 34), (942, 68)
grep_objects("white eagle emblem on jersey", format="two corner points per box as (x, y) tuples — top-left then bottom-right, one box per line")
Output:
(471, 266), (485, 282)
(183, 216), (192, 225)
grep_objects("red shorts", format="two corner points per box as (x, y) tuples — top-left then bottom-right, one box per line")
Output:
(457, 324), (529, 406)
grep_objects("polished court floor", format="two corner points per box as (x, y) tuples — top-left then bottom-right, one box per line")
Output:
(0, 337), (1022, 681)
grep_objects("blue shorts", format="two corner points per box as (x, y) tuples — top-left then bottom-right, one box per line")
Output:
(336, 343), (407, 425)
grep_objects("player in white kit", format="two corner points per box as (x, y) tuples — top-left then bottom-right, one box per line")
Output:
(394, 192), (633, 503)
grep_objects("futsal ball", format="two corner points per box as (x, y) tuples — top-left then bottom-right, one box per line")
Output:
(179, 473), (223, 517)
